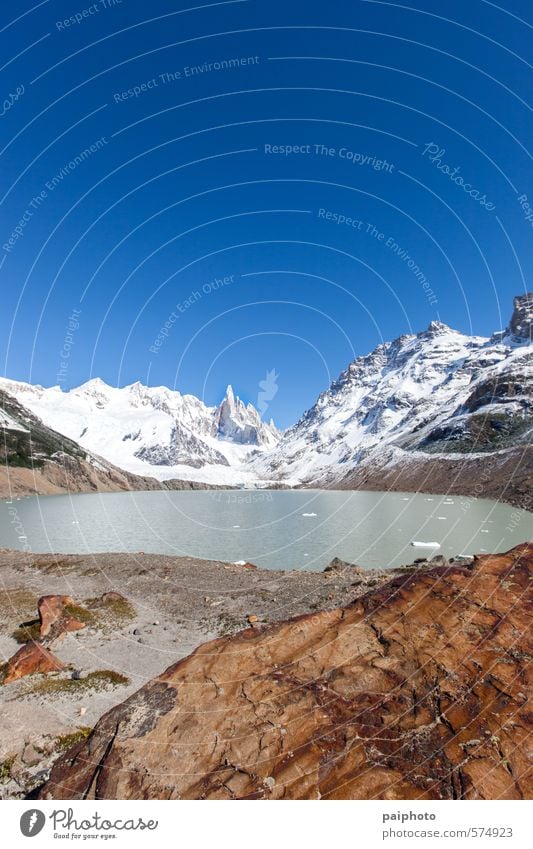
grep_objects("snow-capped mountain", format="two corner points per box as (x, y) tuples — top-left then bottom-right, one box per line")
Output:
(1, 294), (530, 496)
(250, 294), (532, 486)
(0, 379), (280, 486)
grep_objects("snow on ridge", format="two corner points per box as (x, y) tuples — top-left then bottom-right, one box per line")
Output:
(250, 311), (532, 485)
(0, 377), (281, 483)
(0, 297), (530, 486)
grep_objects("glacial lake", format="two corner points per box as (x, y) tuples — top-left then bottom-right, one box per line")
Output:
(1, 490), (531, 571)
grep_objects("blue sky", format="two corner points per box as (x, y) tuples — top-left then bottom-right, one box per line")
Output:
(0, 0), (531, 427)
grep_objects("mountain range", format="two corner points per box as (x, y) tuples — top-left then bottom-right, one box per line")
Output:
(0, 293), (531, 505)
(0, 380), (279, 487)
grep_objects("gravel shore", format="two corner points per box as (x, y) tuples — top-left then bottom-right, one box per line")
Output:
(0, 547), (401, 798)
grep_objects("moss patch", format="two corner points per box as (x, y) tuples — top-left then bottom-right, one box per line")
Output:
(63, 603), (95, 625)
(11, 620), (41, 644)
(28, 557), (84, 575)
(54, 726), (92, 753)
(0, 756), (15, 783)
(84, 595), (135, 633)
(20, 669), (129, 698)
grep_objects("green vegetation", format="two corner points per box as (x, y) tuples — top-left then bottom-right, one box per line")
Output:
(11, 620), (41, 644)
(54, 727), (92, 753)
(422, 412), (531, 454)
(83, 594), (136, 633)
(63, 603), (95, 625)
(0, 756), (15, 783)
(20, 669), (129, 698)
(28, 557), (84, 575)
(0, 389), (86, 469)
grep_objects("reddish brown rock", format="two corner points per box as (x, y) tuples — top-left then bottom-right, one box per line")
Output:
(38, 595), (86, 638)
(3, 641), (64, 684)
(39, 544), (533, 801)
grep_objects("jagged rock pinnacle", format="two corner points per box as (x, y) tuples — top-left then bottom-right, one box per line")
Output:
(509, 293), (533, 340)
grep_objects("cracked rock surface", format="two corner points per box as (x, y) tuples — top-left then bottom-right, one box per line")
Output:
(39, 544), (532, 800)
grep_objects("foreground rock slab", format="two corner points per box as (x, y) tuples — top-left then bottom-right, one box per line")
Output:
(39, 544), (532, 800)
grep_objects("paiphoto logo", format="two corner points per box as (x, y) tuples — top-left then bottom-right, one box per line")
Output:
(20, 809), (46, 837)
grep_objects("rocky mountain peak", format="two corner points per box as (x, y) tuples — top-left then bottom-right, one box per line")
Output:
(509, 292), (533, 340)
(425, 319), (451, 336)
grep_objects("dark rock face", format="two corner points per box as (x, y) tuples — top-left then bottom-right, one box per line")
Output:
(324, 557), (364, 573)
(39, 544), (532, 801)
(509, 293), (533, 340)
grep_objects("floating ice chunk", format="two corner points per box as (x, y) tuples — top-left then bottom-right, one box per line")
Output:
(437, 517), (447, 520)
(232, 525), (240, 528)
(302, 512), (317, 517)
(410, 540), (441, 548)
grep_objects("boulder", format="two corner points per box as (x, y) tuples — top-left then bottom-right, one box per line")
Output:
(428, 554), (449, 567)
(100, 592), (127, 603)
(38, 595), (86, 638)
(39, 544), (532, 801)
(3, 641), (64, 685)
(324, 556), (364, 573)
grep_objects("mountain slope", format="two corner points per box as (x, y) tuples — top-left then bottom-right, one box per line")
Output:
(0, 389), (228, 498)
(0, 380), (279, 487)
(251, 294), (532, 506)
(1, 295), (530, 504)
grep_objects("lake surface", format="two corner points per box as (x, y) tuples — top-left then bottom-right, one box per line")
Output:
(0, 490), (531, 571)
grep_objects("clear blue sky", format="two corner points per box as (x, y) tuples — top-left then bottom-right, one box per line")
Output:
(1, 0), (531, 427)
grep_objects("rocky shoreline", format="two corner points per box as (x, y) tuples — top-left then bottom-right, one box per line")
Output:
(0, 544), (531, 800)
(0, 547), (403, 798)
(332, 444), (533, 512)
